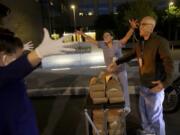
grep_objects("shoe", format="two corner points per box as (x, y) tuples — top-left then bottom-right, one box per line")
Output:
(136, 129), (156, 135)
(123, 106), (131, 115)
(136, 129), (146, 135)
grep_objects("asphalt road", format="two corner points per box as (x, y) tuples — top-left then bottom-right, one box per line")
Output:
(26, 49), (180, 135)
(31, 95), (180, 135)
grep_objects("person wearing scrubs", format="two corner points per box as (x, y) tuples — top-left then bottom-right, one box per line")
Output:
(0, 27), (75, 135)
(108, 16), (174, 135)
(76, 19), (138, 113)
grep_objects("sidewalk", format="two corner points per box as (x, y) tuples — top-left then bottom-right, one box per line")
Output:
(26, 62), (140, 97)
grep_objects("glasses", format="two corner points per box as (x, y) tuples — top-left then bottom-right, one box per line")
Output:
(140, 23), (153, 26)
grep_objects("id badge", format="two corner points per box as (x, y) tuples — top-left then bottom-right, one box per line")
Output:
(138, 58), (143, 67)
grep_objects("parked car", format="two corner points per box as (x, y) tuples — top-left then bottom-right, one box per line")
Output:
(163, 76), (180, 113)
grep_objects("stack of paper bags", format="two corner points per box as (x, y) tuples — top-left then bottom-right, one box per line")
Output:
(92, 109), (105, 135)
(107, 109), (125, 135)
(89, 72), (124, 104)
(106, 75), (124, 104)
(89, 76), (107, 104)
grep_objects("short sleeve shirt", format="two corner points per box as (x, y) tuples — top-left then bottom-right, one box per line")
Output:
(98, 40), (125, 72)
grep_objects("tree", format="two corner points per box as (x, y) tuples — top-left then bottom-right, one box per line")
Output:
(116, 2), (131, 37)
(123, 0), (157, 23)
(164, 2), (180, 40)
(116, 0), (157, 41)
(94, 14), (119, 40)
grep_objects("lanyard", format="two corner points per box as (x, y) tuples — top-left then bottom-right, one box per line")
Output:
(139, 39), (145, 68)
(140, 40), (145, 58)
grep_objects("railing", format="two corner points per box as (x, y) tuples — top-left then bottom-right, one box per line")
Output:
(169, 41), (180, 50)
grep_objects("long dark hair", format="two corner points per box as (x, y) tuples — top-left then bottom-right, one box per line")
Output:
(0, 27), (23, 54)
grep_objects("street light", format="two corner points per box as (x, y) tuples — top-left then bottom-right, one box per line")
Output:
(167, 1), (174, 41)
(71, 4), (76, 30)
(169, 1), (174, 7)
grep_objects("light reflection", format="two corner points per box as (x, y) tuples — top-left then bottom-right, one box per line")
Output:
(42, 42), (105, 69)
(51, 68), (71, 71)
(90, 66), (106, 69)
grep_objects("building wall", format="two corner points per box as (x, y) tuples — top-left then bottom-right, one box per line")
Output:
(0, 0), (43, 45)
(69, 0), (135, 29)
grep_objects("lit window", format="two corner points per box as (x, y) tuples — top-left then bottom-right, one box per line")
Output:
(79, 12), (84, 16)
(88, 12), (93, 16)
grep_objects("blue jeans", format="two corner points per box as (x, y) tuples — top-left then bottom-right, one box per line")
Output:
(117, 70), (130, 108)
(139, 86), (165, 135)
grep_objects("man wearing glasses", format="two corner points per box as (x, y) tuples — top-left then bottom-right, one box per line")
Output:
(108, 16), (174, 135)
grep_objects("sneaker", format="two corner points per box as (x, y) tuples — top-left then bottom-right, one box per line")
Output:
(136, 129), (146, 135)
(136, 129), (156, 135)
(123, 106), (131, 115)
